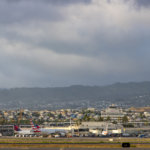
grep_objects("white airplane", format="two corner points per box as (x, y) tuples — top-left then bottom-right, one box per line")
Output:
(30, 119), (67, 136)
(14, 125), (34, 136)
(101, 124), (108, 136)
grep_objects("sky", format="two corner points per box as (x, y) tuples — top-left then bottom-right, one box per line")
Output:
(0, 0), (150, 88)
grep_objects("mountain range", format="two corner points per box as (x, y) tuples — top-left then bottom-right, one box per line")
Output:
(0, 81), (150, 109)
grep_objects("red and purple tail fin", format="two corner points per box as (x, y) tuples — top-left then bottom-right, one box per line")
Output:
(14, 125), (21, 131)
(30, 119), (40, 130)
(35, 124), (40, 129)
(30, 119), (41, 133)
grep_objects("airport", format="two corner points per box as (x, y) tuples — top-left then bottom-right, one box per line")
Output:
(0, 105), (150, 150)
(1, 105), (150, 138)
(1, 120), (150, 139)
(0, 106), (150, 149)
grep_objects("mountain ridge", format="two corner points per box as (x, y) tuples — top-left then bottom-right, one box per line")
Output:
(0, 81), (150, 109)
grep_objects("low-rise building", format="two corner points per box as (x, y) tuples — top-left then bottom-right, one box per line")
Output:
(101, 104), (125, 121)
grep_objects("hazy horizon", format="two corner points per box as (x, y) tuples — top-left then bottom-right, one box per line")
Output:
(0, 80), (149, 89)
(0, 0), (150, 88)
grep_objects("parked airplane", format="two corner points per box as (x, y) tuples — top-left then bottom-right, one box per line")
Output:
(101, 124), (108, 136)
(14, 125), (34, 137)
(30, 119), (67, 136)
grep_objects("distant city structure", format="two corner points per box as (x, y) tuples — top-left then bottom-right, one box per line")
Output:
(0, 104), (150, 137)
(101, 104), (125, 121)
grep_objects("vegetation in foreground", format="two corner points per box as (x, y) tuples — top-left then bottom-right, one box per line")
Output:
(0, 137), (149, 144)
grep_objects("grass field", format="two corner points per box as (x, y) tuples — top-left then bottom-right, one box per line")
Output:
(0, 137), (149, 144)
(0, 137), (148, 143)
(0, 137), (149, 148)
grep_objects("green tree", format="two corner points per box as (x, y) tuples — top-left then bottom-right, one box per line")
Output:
(98, 117), (104, 121)
(140, 112), (145, 119)
(112, 120), (117, 124)
(106, 116), (111, 121)
(82, 113), (90, 121)
(122, 115), (128, 123)
(58, 113), (63, 119)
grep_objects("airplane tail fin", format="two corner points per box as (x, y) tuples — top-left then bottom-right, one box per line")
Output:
(30, 118), (40, 131)
(14, 125), (21, 131)
(35, 124), (40, 129)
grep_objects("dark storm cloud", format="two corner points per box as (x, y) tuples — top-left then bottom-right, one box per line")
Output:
(41, 0), (92, 5)
(0, 0), (149, 88)
(134, 0), (150, 7)
(0, 0), (92, 25)
(5, 0), (92, 5)
(0, 0), (64, 24)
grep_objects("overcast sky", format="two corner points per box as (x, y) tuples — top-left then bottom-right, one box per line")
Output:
(0, 0), (150, 88)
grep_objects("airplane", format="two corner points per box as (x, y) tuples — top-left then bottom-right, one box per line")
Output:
(101, 124), (109, 136)
(14, 125), (35, 137)
(30, 119), (67, 136)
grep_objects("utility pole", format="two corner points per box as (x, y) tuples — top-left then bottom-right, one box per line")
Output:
(18, 109), (23, 124)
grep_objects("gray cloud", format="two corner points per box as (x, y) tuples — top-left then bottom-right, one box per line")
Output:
(0, 0), (149, 88)
(0, 1), (65, 24)
(5, 0), (92, 4)
(134, 0), (150, 7)
(0, 0), (92, 24)
(41, 0), (92, 5)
